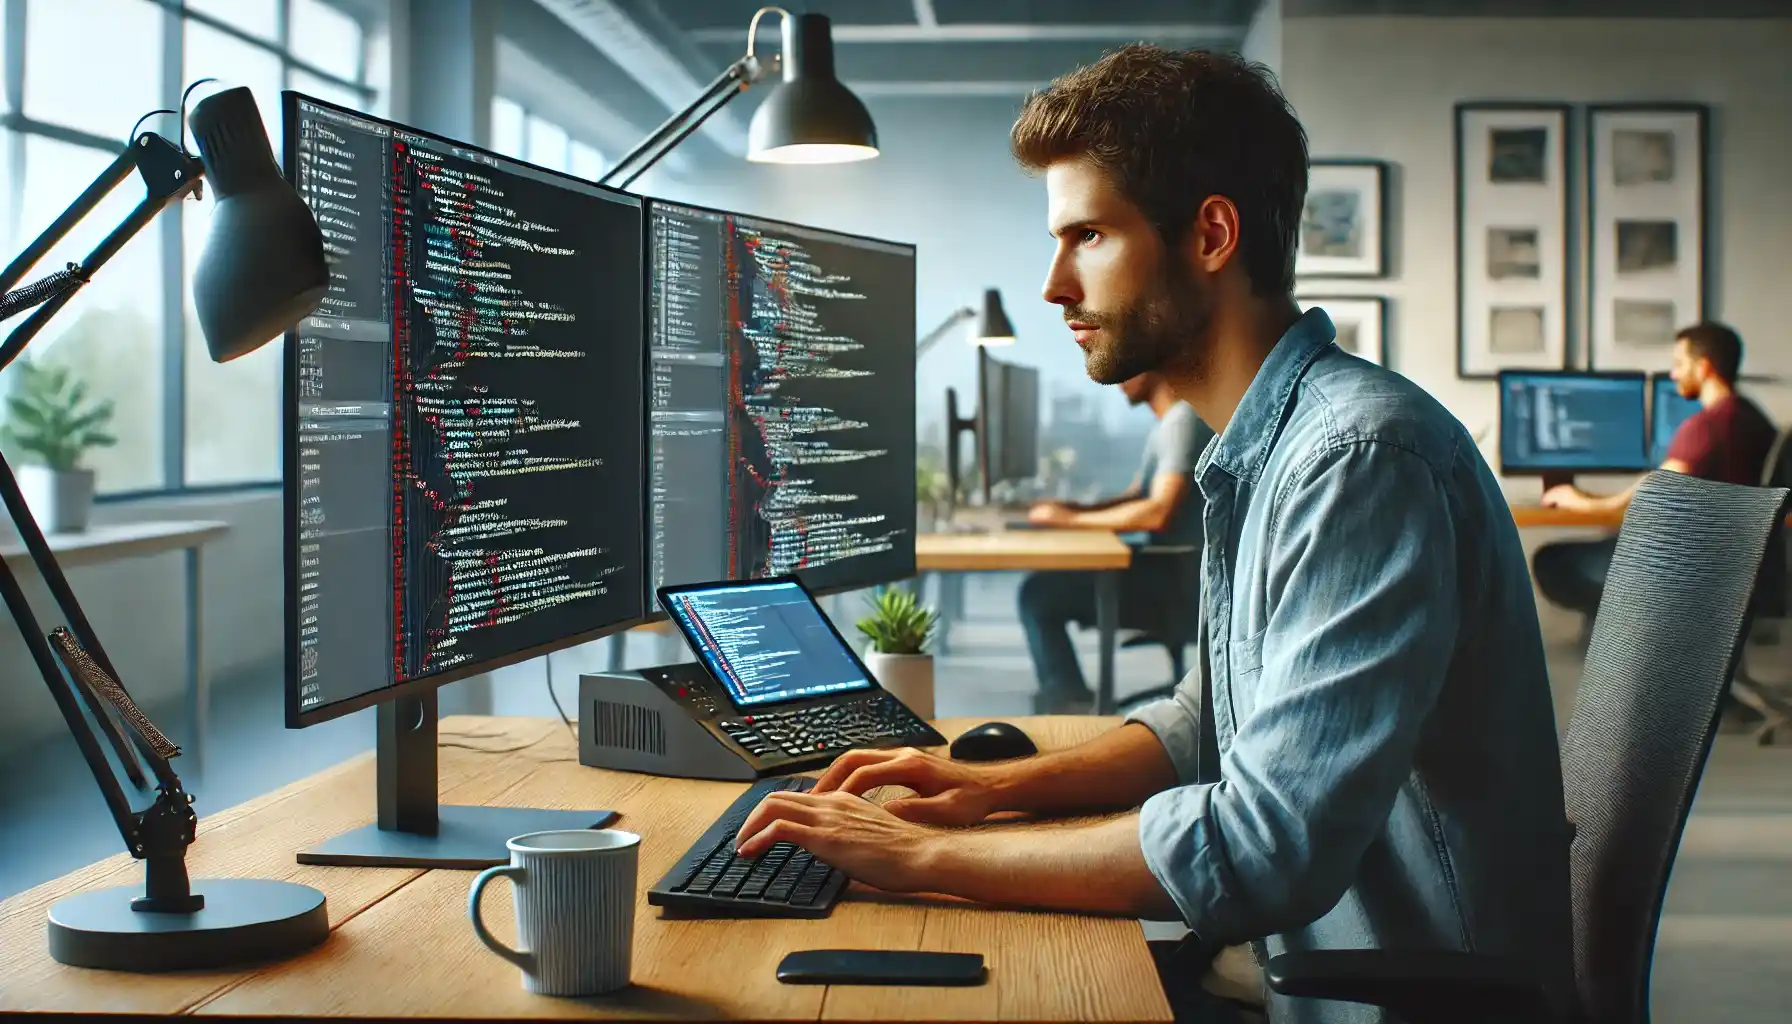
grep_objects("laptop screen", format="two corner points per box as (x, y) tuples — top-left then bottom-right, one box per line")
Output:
(659, 579), (876, 708)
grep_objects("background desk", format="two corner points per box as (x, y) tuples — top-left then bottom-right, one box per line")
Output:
(0, 715), (1169, 1022)
(917, 530), (1134, 713)
(1, 519), (229, 776)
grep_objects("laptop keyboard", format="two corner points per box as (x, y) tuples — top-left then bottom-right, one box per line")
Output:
(647, 776), (848, 918)
(715, 693), (931, 761)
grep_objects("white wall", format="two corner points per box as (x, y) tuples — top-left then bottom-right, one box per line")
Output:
(1242, 0), (1284, 73)
(1280, 16), (1792, 495)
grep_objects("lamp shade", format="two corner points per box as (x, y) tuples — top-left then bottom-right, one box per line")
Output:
(747, 14), (878, 165)
(975, 288), (1015, 345)
(187, 87), (329, 362)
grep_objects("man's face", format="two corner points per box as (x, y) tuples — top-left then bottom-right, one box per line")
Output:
(1040, 158), (1213, 385)
(1118, 373), (1153, 406)
(1669, 338), (1704, 398)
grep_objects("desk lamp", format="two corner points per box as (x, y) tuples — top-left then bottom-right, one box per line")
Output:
(0, 84), (331, 972)
(591, 6), (878, 189)
(916, 288), (1017, 358)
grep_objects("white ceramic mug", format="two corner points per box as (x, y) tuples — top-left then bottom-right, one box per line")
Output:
(467, 829), (640, 996)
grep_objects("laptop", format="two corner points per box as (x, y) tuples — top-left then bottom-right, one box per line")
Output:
(656, 576), (946, 764)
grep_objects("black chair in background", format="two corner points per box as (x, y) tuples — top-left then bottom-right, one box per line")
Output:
(1111, 542), (1201, 712)
(1263, 471), (1790, 1023)
(1730, 426), (1792, 744)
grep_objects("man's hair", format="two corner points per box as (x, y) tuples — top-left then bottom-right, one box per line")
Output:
(1677, 321), (1744, 383)
(1009, 44), (1309, 298)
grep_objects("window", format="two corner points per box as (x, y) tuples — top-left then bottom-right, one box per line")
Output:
(0, 0), (378, 495)
(491, 96), (605, 180)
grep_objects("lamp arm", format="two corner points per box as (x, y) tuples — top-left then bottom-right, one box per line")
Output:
(597, 55), (767, 189)
(0, 132), (204, 875)
(915, 306), (976, 359)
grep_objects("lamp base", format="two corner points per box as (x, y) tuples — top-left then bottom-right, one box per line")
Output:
(47, 878), (328, 972)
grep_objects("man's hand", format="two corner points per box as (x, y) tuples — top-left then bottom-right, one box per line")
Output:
(731, 789), (943, 893)
(1027, 501), (1075, 526)
(810, 747), (1009, 825)
(1539, 483), (1584, 509)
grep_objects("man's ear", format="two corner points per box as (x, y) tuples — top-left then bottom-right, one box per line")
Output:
(1182, 195), (1241, 276)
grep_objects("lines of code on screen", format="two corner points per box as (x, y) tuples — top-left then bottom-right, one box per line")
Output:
(1499, 373), (1649, 472)
(288, 98), (645, 717)
(648, 203), (916, 597)
(665, 582), (872, 707)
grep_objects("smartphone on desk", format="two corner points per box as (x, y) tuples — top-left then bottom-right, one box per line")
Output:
(776, 949), (986, 986)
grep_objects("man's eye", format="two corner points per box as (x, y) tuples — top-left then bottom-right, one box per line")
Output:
(1079, 229), (1100, 245)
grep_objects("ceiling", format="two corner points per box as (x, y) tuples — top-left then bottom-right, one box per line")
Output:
(641, 0), (1261, 99)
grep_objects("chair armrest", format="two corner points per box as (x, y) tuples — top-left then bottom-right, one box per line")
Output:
(1264, 950), (1565, 1024)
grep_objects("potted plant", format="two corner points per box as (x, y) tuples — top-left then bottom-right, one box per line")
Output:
(855, 586), (940, 720)
(1, 359), (116, 533)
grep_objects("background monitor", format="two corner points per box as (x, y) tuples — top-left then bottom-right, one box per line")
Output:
(645, 199), (917, 600)
(1650, 372), (1702, 466)
(977, 348), (1040, 501)
(1498, 370), (1651, 475)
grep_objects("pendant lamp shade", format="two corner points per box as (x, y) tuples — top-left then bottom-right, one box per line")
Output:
(746, 14), (878, 164)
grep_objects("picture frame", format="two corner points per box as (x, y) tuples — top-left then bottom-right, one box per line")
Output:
(1295, 159), (1388, 278)
(1298, 295), (1387, 367)
(1586, 104), (1707, 372)
(1454, 102), (1571, 379)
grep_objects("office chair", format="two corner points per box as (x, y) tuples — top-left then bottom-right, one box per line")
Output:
(1263, 471), (1790, 1024)
(1110, 542), (1201, 712)
(1729, 426), (1792, 744)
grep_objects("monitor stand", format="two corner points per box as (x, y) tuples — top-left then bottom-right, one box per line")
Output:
(1540, 471), (1576, 492)
(297, 691), (618, 869)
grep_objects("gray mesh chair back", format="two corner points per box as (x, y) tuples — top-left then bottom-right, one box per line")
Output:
(1559, 471), (1789, 1023)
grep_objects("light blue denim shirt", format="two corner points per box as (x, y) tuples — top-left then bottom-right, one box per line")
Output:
(1126, 309), (1574, 1024)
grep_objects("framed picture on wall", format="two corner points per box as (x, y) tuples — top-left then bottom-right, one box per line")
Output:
(1587, 104), (1707, 372)
(1295, 159), (1388, 278)
(1454, 102), (1571, 379)
(1299, 295), (1387, 366)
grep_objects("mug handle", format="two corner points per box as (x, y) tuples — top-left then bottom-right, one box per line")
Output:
(468, 864), (534, 973)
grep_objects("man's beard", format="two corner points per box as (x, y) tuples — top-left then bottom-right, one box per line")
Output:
(1067, 262), (1213, 386)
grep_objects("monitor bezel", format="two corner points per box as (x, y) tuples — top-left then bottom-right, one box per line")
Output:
(282, 90), (654, 729)
(655, 575), (884, 710)
(639, 196), (919, 608)
(1495, 368), (1653, 476)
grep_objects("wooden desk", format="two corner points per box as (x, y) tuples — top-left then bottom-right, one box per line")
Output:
(2, 519), (230, 776)
(0, 715), (1171, 1022)
(917, 530), (1134, 714)
(1508, 505), (1623, 529)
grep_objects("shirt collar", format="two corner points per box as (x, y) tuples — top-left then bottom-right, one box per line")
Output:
(1199, 306), (1336, 484)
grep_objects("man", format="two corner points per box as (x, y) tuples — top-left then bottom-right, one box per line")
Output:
(1019, 370), (1213, 714)
(1534, 322), (1777, 621)
(733, 45), (1573, 1023)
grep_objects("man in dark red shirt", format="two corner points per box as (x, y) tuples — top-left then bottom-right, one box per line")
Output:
(1533, 322), (1778, 620)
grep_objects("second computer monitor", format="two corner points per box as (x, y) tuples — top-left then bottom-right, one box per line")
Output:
(1498, 370), (1651, 475)
(646, 201), (917, 598)
(1650, 372), (1701, 465)
(978, 348), (1039, 499)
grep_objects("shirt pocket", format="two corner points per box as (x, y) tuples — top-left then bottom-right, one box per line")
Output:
(1224, 628), (1266, 727)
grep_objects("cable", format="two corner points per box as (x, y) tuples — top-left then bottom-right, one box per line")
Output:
(545, 653), (577, 746)
(127, 108), (177, 146)
(178, 78), (219, 157)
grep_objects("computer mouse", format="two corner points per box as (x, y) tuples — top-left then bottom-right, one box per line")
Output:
(949, 721), (1038, 762)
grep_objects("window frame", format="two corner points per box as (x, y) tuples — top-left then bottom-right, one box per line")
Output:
(1, 0), (377, 500)
(492, 93), (607, 183)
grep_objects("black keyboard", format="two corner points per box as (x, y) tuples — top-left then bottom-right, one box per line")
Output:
(647, 776), (847, 918)
(712, 692), (942, 764)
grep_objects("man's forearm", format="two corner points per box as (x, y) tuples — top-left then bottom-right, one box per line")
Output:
(920, 812), (1182, 920)
(986, 722), (1179, 816)
(1068, 496), (1167, 532)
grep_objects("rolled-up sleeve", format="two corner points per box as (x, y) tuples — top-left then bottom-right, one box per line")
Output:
(1132, 440), (1461, 944)
(1122, 667), (1206, 786)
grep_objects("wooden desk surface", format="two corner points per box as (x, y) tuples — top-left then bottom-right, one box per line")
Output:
(1508, 505), (1622, 529)
(916, 530), (1133, 572)
(0, 519), (229, 569)
(0, 716), (1170, 1022)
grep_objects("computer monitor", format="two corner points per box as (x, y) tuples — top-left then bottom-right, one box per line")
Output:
(644, 200), (917, 600)
(977, 348), (1040, 501)
(1498, 370), (1651, 480)
(1650, 372), (1701, 466)
(283, 92), (648, 866)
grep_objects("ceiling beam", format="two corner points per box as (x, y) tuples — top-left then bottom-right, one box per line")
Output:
(845, 79), (1045, 97)
(533, 0), (748, 154)
(689, 22), (1241, 45)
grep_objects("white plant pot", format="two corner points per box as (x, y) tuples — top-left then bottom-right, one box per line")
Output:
(865, 651), (934, 721)
(17, 465), (95, 534)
